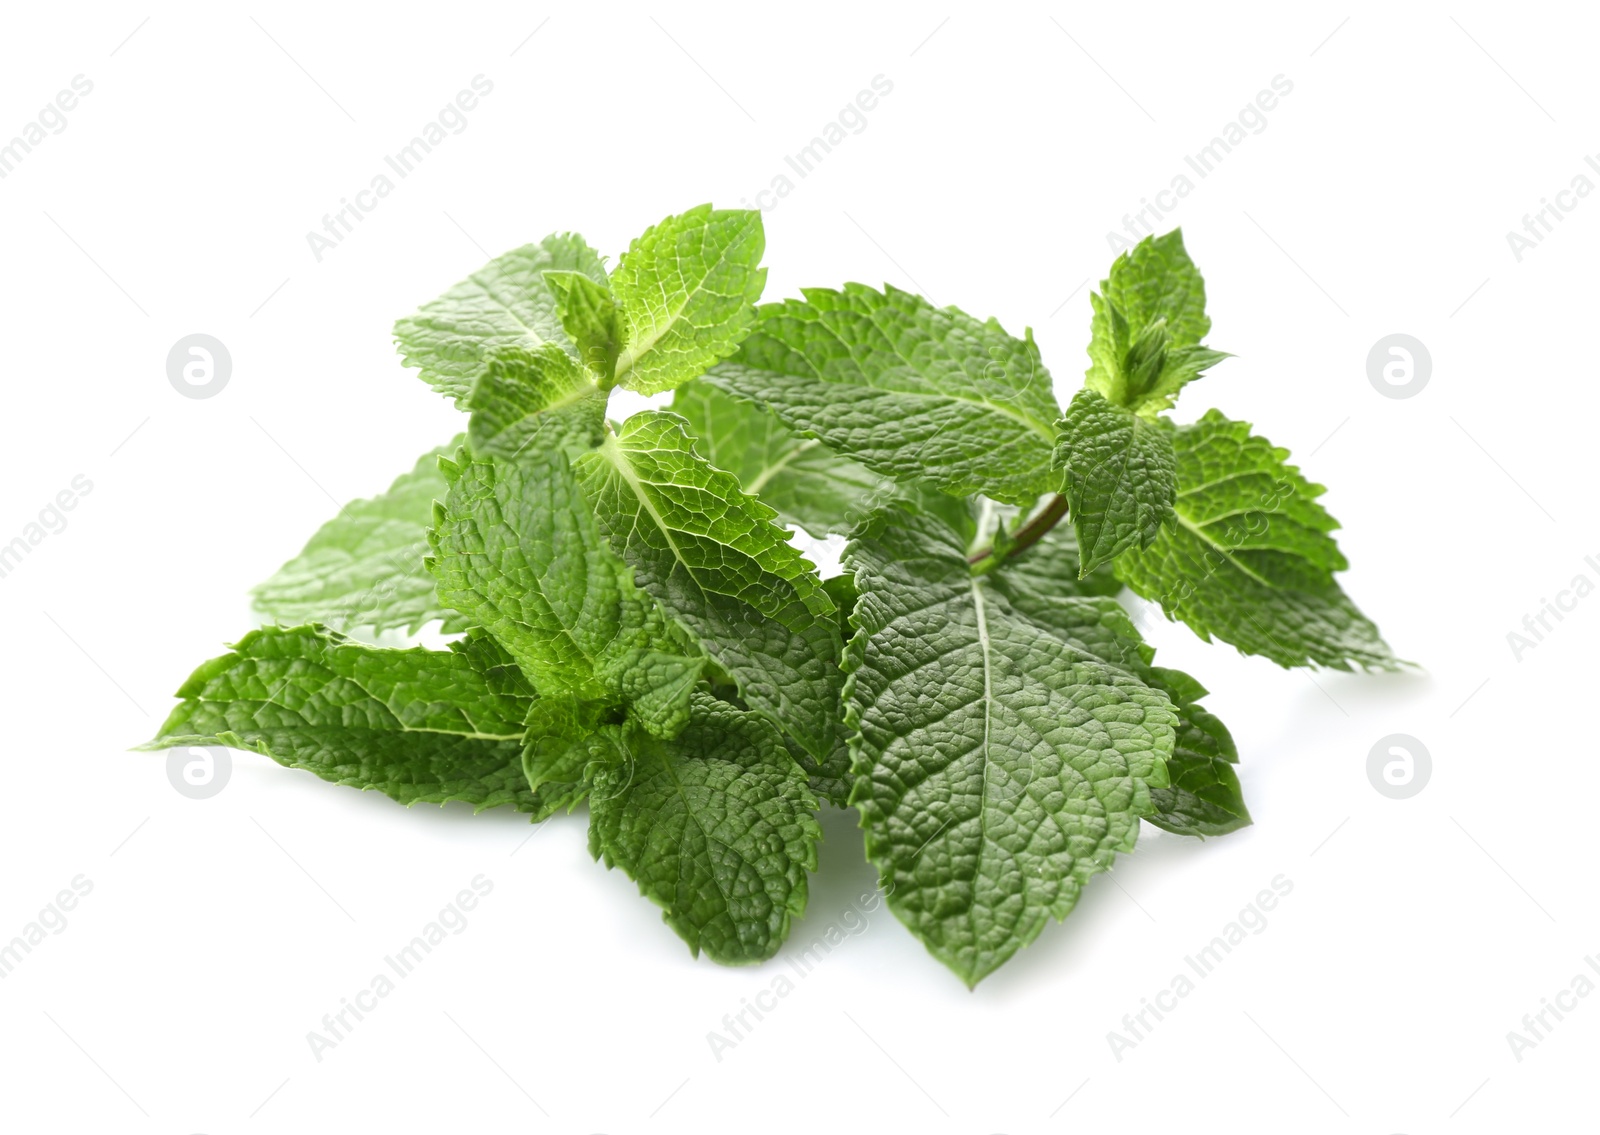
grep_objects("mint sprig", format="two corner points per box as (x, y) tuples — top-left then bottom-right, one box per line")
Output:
(142, 208), (1399, 982)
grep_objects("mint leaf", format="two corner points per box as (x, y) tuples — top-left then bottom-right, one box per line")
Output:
(545, 269), (622, 380)
(465, 344), (608, 459)
(429, 446), (703, 721)
(588, 691), (821, 964)
(844, 500), (1176, 985)
(1055, 388), (1178, 574)
(672, 377), (890, 536)
(707, 285), (1060, 506)
(609, 205), (767, 395)
(1141, 666), (1249, 837)
(139, 625), (541, 813)
(394, 234), (607, 406)
(1085, 230), (1227, 415)
(252, 441), (467, 637)
(1114, 410), (1397, 670)
(574, 410), (844, 775)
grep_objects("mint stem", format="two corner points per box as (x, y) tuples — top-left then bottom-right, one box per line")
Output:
(968, 493), (1068, 569)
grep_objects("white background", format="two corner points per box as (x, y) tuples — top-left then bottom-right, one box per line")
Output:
(1, 3), (1593, 1132)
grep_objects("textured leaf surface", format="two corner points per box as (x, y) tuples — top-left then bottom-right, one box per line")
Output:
(1085, 231), (1225, 414)
(252, 441), (466, 636)
(588, 692), (821, 964)
(844, 501), (1177, 985)
(708, 284), (1060, 505)
(545, 269), (622, 379)
(610, 205), (767, 395)
(465, 344), (607, 460)
(987, 524), (1123, 600)
(140, 625), (539, 812)
(1141, 667), (1250, 837)
(573, 411), (843, 771)
(430, 448), (701, 720)
(1114, 410), (1396, 670)
(394, 234), (607, 405)
(1055, 389), (1178, 573)
(672, 377), (889, 535)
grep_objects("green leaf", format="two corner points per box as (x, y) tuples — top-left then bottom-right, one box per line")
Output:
(465, 344), (608, 460)
(843, 500), (1177, 985)
(252, 441), (467, 637)
(987, 524), (1123, 599)
(429, 446), (702, 720)
(609, 205), (767, 395)
(1113, 410), (1397, 670)
(588, 691), (821, 964)
(573, 410), (845, 775)
(1103, 229), (1211, 349)
(707, 284), (1060, 506)
(1085, 231), (1227, 414)
(1055, 388), (1178, 574)
(138, 625), (541, 813)
(1141, 666), (1250, 837)
(545, 269), (622, 380)
(672, 377), (890, 536)
(394, 233), (608, 406)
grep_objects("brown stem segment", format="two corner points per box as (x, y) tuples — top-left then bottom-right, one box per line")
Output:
(967, 493), (1069, 569)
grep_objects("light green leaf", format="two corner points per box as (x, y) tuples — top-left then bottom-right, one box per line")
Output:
(588, 691), (821, 964)
(672, 377), (890, 536)
(139, 625), (541, 813)
(844, 501), (1177, 986)
(1055, 388), (1178, 574)
(609, 205), (767, 395)
(1085, 230), (1226, 414)
(545, 269), (622, 380)
(252, 441), (466, 637)
(573, 410), (844, 774)
(465, 344), (608, 460)
(707, 284), (1060, 505)
(394, 233), (607, 405)
(1114, 410), (1397, 670)
(429, 447), (702, 719)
